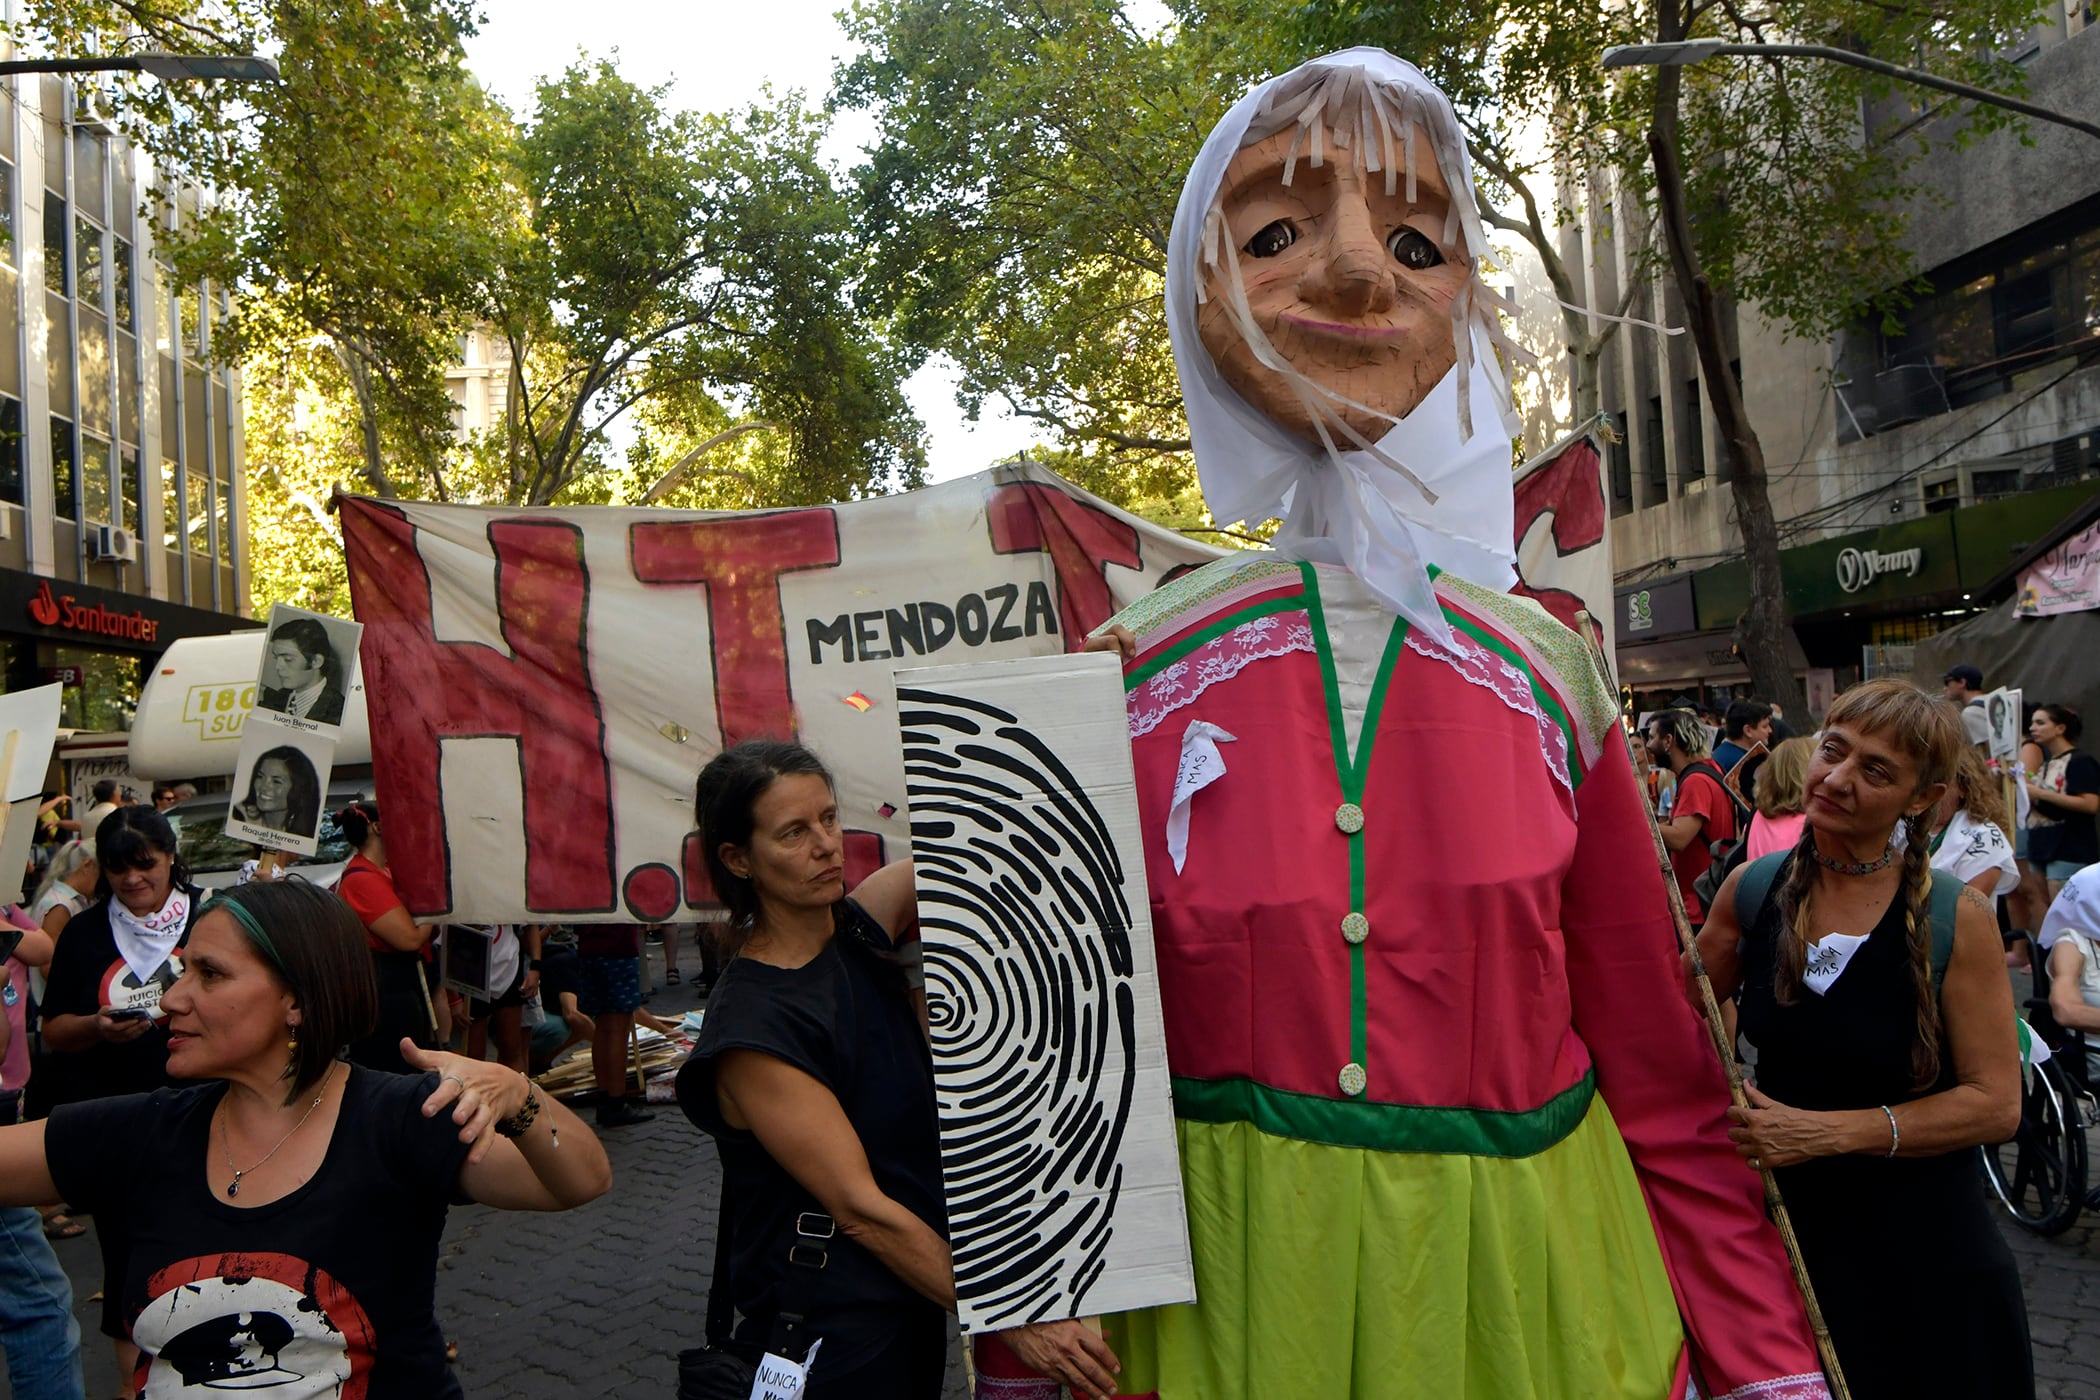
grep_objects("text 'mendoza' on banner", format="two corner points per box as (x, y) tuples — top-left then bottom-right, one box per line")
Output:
(340, 448), (1612, 924)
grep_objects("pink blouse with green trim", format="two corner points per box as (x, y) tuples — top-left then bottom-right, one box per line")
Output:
(1108, 557), (1828, 1400)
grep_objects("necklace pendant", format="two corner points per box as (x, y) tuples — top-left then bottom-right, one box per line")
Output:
(226, 1173), (242, 1198)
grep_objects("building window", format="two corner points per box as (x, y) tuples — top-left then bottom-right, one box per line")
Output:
(119, 445), (139, 537)
(185, 468), (211, 559)
(0, 161), (14, 268)
(49, 416), (73, 521)
(1871, 194), (2100, 418)
(1644, 395), (1666, 498)
(80, 431), (109, 526)
(161, 457), (181, 551)
(112, 237), (133, 329)
(1681, 378), (1705, 480)
(1610, 434), (1633, 516)
(1922, 476), (1961, 514)
(0, 398), (20, 507)
(74, 215), (102, 306)
(41, 195), (65, 295)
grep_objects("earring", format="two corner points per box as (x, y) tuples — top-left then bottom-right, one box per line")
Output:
(287, 1033), (300, 1054)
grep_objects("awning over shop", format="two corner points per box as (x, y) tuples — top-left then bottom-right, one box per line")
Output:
(1689, 480), (2100, 631)
(1912, 599), (2100, 724)
(1618, 626), (1810, 689)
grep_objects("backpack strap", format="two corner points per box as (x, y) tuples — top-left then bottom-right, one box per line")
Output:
(1733, 851), (1791, 935)
(1926, 869), (1963, 996)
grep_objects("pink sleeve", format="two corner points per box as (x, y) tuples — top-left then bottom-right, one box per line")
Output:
(1562, 736), (1830, 1400)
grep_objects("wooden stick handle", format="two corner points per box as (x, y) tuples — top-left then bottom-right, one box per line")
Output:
(1572, 612), (1850, 1400)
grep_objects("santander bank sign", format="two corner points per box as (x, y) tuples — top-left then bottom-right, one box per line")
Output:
(26, 579), (160, 643)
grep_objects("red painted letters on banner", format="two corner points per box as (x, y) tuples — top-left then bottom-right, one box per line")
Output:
(343, 504), (616, 915)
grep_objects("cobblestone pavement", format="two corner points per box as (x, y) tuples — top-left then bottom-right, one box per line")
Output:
(12, 942), (2100, 1398)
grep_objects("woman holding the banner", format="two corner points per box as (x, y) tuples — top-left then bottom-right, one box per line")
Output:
(677, 740), (1122, 1399)
(336, 803), (440, 1076)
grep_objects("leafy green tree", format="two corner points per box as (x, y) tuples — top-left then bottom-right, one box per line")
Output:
(485, 63), (923, 505)
(838, 0), (1232, 503)
(14, 0), (503, 501)
(1619, 0), (2040, 716)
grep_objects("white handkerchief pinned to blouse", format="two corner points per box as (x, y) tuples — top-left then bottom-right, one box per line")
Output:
(1167, 721), (1237, 875)
(1802, 931), (1870, 997)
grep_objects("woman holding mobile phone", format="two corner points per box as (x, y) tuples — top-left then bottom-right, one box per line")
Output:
(35, 805), (200, 1400)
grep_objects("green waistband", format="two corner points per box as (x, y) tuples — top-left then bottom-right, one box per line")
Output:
(1171, 1070), (1596, 1159)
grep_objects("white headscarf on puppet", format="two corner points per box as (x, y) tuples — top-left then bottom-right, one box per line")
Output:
(1168, 47), (1532, 645)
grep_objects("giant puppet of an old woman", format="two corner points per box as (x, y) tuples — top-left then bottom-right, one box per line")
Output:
(1030, 49), (1828, 1400)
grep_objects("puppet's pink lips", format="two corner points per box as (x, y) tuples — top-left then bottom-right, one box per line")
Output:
(1277, 314), (1406, 341)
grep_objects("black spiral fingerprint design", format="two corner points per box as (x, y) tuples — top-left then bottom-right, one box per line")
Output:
(899, 685), (1139, 1329)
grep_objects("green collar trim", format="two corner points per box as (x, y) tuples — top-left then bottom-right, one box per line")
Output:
(1172, 1071), (1597, 1158)
(1441, 608), (1584, 786)
(1123, 591), (1308, 693)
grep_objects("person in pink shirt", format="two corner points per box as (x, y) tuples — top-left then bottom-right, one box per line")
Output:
(1747, 737), (1813, 860)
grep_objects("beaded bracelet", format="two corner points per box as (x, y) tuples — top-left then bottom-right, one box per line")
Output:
(1880, 1104), (1900, 1158)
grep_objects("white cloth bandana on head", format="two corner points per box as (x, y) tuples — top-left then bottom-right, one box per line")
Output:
(110, 885), (190, 985)
(1166, 47), (1528, 646)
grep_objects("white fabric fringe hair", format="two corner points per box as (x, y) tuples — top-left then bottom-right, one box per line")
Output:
(1163, 49), (1534, 641)
(1193, 60), (1534, 466)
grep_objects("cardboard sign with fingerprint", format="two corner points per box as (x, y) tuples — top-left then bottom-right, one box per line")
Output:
(896, 651), (1193, 1332)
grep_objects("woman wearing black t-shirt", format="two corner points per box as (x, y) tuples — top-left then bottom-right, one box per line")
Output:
(0, 879), (612, 1398)
(678, 740), (1121, 1400)
(35, 805), (202, 1394)
(2026, 703), (2100, 897)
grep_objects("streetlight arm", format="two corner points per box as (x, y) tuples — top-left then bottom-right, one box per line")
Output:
(1602, 39), (2100, 142)
(0, 53), (277, 82)
(1715, 43), (2100, 142)
(0, 57), (146, 77)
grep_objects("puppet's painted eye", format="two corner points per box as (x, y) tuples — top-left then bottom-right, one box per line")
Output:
(1244, 220), (1298, 258)
(1388, 228), (1445, 270)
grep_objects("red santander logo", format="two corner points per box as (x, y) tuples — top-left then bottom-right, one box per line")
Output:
(25, 578), (158, 643)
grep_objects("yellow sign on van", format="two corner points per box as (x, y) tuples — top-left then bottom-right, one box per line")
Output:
(181, 682), (257, 742)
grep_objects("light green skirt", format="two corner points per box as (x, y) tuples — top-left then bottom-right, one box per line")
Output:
(1106, 1095), (1684, 1399)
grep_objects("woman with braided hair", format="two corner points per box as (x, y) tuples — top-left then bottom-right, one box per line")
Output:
(1694, 679), (2030, 1397)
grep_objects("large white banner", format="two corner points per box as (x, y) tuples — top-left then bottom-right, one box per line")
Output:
(341, 463), (1226, 922)
(344, 453), (1618, 924)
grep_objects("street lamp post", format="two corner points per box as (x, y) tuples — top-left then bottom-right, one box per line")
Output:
(0, 53), (279, 83)
(1603, 40), (2100, 142)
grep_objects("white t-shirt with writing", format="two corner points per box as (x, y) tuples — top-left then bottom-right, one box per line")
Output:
(1930, 810), (2019, 898)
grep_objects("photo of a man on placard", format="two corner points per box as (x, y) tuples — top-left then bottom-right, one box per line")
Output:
(256, 616), (350, 726)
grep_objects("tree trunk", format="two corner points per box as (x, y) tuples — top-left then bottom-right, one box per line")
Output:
(333, 343), (397, 500)
(1647, 16), (1806, 721)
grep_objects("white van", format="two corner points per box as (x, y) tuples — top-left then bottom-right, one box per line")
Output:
(128, 630), (374, 888)
(129, 630), (371, 780)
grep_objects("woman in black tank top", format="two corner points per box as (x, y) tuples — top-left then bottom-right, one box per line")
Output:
(677, 740), (1122, 1399)
(1692, 681), (2030, 1398)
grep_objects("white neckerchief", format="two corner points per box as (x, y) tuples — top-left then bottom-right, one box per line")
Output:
(109, 886), (190, 984)
(1165, 48), (1522, 646)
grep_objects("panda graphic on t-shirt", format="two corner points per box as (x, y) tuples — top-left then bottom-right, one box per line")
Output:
(133, 1252), (375, 1397)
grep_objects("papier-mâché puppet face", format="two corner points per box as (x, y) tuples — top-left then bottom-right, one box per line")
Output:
(1198, 123), (1469, 446)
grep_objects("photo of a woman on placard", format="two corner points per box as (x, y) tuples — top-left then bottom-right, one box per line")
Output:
(234, 747), (321, 839)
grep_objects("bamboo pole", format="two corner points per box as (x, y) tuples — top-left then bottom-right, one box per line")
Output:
(1574, 612), (1851, 1400)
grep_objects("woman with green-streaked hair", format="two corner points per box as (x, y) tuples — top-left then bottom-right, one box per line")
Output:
(0, 880), (612, 1397)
